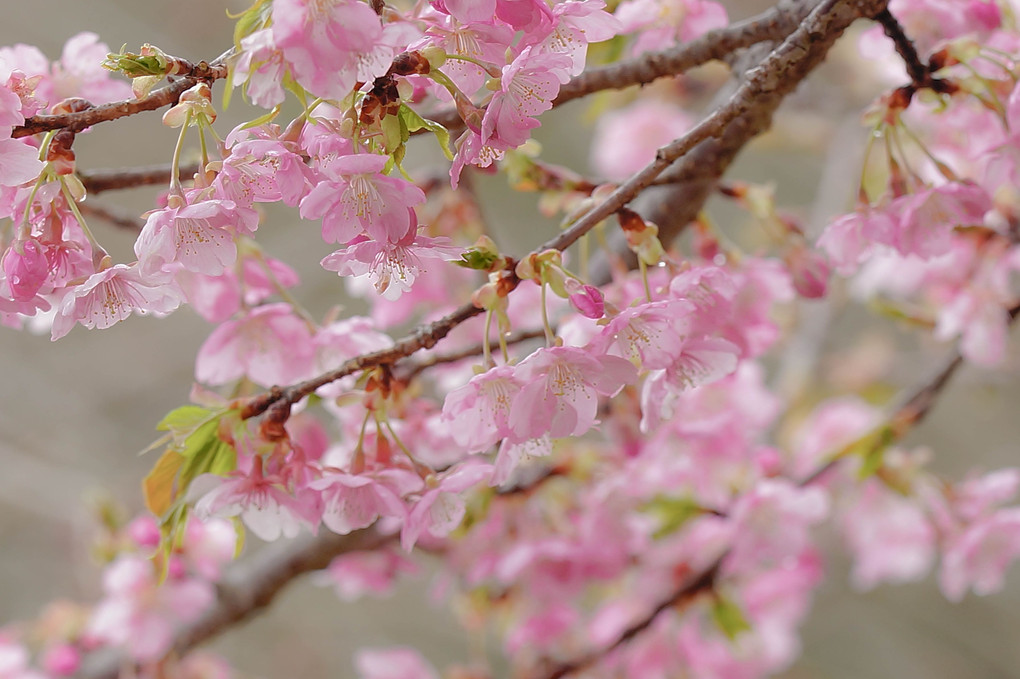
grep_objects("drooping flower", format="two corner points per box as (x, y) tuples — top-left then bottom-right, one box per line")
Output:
(135, 195), (259, 279)
(300, 154), (426, 244)
(320, 230), (461, 300)
(481, 47), (572, 148)
(50, 263), (181, 340)
(191, 468), (318, 542)
(509, 345), (637, 440)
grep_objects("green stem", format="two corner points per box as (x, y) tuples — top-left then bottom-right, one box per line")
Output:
(252, 248), (319, 330)
(381, 416), (429, 478)
(483, 309), (494, 368)
(169, 112), (192, 195)
(639, 258), (652, 302)
(59, 178), (100, 250)
(540, 282), (555, 346)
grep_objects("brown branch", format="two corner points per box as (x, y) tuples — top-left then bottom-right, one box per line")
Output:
(80, 162), (200, 194)
(872, 8), (954, 94)
(78, 201), (144, 232)
(538, 561), (721, 679)
(13, 62), (229, 139)
(397, 327), (546, 381)
(77, 528), (390, 679)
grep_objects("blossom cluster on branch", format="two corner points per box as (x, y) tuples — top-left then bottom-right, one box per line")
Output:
(2, 0), (1020, 678)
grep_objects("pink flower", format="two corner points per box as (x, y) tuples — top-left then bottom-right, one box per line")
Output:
(214, 133), (312, 208)
(509, 345), (637, 440)
(271, 0), (396, 101)
(894, 183), (990, 259)
(195, 303), (316, 387)
(50, 263), (181, 340)
(481, 47), (572, 148)
(727, 479), (829, 572)
(135, 195), (259, 279)
(939, 508), (1020, 601)
(817, 208), (896, 274)
(450, 127), (508, 187)
(527, 1), (621, 76)
(321, 230), (461, 301)
(841, 481), (935, 590)
(2, 239), (48, 302)
(0, 80), (43, 187)
(49, 32), (133, 105)
(86, 556), (214, 662)
(588, 300), (693, 370)
(414, 20), (513, 97)
(354, 647), (439, 679)
(566, 281), (605, 319)
(191, 469), (317, 542)
(442, 365), (524, 454)
(0, 638), (47, 679)
(319, 548), (419, 600)
(617, 0), (728, 55)
(310, 471), (409, 535)
(591, 99), (694, 182)
(300, 154), (426, 244)
(176, 255), (301, 324)
(231, 29), (288, 109)
(401, 460), (493, 550)
(431, 0), (496, 23)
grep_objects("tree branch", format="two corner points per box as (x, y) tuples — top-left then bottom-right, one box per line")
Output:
(79, 162), (200, 194)
(13, 60), (229, 138)
(77, 529), (390, 679)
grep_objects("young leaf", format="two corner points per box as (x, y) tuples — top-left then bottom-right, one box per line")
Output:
(143, 448), (185, 517)
(711, 595), (752, 641)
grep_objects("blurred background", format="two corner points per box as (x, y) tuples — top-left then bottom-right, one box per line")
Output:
(3, 1), (1020, 677)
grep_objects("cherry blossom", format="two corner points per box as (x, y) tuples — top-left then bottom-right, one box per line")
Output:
(195, 303), (316, 387)
(509, 345), (637, 440)
(300, 154), (426, 244)
(50, 263), (181, 340)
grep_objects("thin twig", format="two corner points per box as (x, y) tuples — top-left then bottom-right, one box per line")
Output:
(80, 162), (200, 194)
(78, 201), (145, 232)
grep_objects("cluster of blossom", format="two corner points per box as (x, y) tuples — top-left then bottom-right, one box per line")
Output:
(4, 0), (1020, 678)
(0, 514), (237, 679)
(818, 0), (1020, 366)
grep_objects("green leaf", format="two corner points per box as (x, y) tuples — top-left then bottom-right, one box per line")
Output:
(457, 249), (500, 270)
(711, 595), (752, 641)
(381, 113), (405, 155)
(157, 405), (214, 437)
(231, 0), (273, 50)
(643, 495), (706, 539)
(398, 104), (453, 160)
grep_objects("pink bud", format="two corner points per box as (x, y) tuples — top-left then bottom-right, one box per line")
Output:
(42, 644), (81, 677)
(2, 239), (48, 302)
(126, 515), (161, 549)
(567, 282), (605, 319)
(785, 244), (830, 299)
